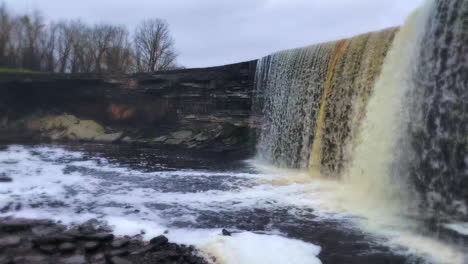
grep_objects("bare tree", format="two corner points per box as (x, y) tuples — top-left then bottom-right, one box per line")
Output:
(54, 21), (74, 73)
(16, 11), (46, 70)
(134, 19), (178, 72)
(0, 3), (13, 67)
(90, 24), (117, 74)
(39, 22), (58, 72)
(68, 21), (94, 73)
(0, 3), (181, 73)
(104, 26), (133, 73)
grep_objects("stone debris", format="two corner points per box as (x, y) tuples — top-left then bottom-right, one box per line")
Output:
(0, 217), (209, 264)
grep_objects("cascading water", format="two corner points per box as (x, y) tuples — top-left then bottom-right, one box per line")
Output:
(405, 0), (468, 221)
(254, 0), (468, 255)
(255, 27), (398, 174)
(254, 43), (336, 169)
(343, 1), (434, 218)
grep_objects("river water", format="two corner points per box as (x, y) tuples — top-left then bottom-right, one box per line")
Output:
(0, 144), (466, 264)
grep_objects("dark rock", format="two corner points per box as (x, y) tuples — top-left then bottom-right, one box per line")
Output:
(33, 235), (74, 245)
(0, 218), (210, 264)
(108, 249), (129, 257)
(60, 255), (86, 264)
(110, 256), (132, 264)
(38, 244), (56, 254)
(130, 245), (156, 255)
(13, 254), (47, 264)
(79, 233), (114, 241)
(0, 255), (10, 264)
(0, 235), (21, 247)
(111, 239), (129, 248)
(0, 203), (11, 213)
(150, 250), (180, 261)
(149, 235), (168, 247)
(0, 218), (52, 232)
(77, 219), (101, 234)
(32, 225), (66, 237)
(14, 203), (22, 211)
(222, 229), (232, 236)
(0, 176), (12, 182)
(84, 241), (100, 252)
(90, 253), (105, 262)
(0, 60), (257, 156)
(58, 242), (76, 252)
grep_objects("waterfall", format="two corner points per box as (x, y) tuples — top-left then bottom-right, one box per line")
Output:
(344, 1), (434, 217)
(254, 0), (468, 221)
(254, 43), (336, 169)
(254, 28), (397, 173)
(403, 0), (468, 220)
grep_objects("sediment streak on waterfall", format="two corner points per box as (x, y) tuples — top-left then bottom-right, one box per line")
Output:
(309, 28), (398, 176)
(308, 40), (349, 176)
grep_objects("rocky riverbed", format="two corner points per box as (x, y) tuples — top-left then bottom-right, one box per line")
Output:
(0, 218), (210, 264)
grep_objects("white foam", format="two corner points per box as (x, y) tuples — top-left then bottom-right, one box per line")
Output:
(444, 222), (468, 236)
(4, 145), (466, 264)
(0, 145), (324, 264)
(202, 232), (322, 264)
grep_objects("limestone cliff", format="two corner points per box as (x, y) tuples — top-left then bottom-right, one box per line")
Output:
(0, 61), (257, 154)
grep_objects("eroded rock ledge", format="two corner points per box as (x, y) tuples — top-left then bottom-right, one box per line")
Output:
(0, 61), (258, 154)
(0, 218), (210, 264)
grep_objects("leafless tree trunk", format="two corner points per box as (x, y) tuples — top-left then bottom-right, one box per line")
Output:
(55, 21), (74, 73)
(134, 19), (178, 72)
(0, 4), (13, 67)
(91, 24), (117, 74)
(105, 26), (133, 73)
(16, 11), (45, 71)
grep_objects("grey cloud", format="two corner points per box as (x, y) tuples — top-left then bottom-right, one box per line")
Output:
(2, 0), (424, 67)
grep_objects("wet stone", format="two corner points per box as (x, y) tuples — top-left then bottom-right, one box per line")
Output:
(149, 235), (168, 246)
(33, 235), (74, 245)
(38, 244), (56, 254)
(111, 239), (129, 248)
(58, 242), (76, 252)
(80, 233), (114, 241)
(0, 175), (12, 182)
(0, 255), (9, 263)
(222, 229), (232, 236)
(110, 256), (132, 264)
(60, 255), (86, 264)
(130, 245), (155, 255)
(90, 253), (105, 262)
(78, 219), (100, 234)
(0, 218), (48, 232)
(32, 225), (66, 237)
(84, 241), (100, 252)
(13, 255), (47, 263)
(0, 235), (21, 247)
(108, 249), (129, 257)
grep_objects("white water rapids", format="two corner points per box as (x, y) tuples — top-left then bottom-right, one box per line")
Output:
(0, 144), (466, 264)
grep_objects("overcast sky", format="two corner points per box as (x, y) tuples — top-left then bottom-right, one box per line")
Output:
(2, 0), (424, 68)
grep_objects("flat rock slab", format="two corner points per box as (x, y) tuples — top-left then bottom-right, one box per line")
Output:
(60, 255), (86, 264)
(0, 176), (12, 182)
(0, 235), (21, 247)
